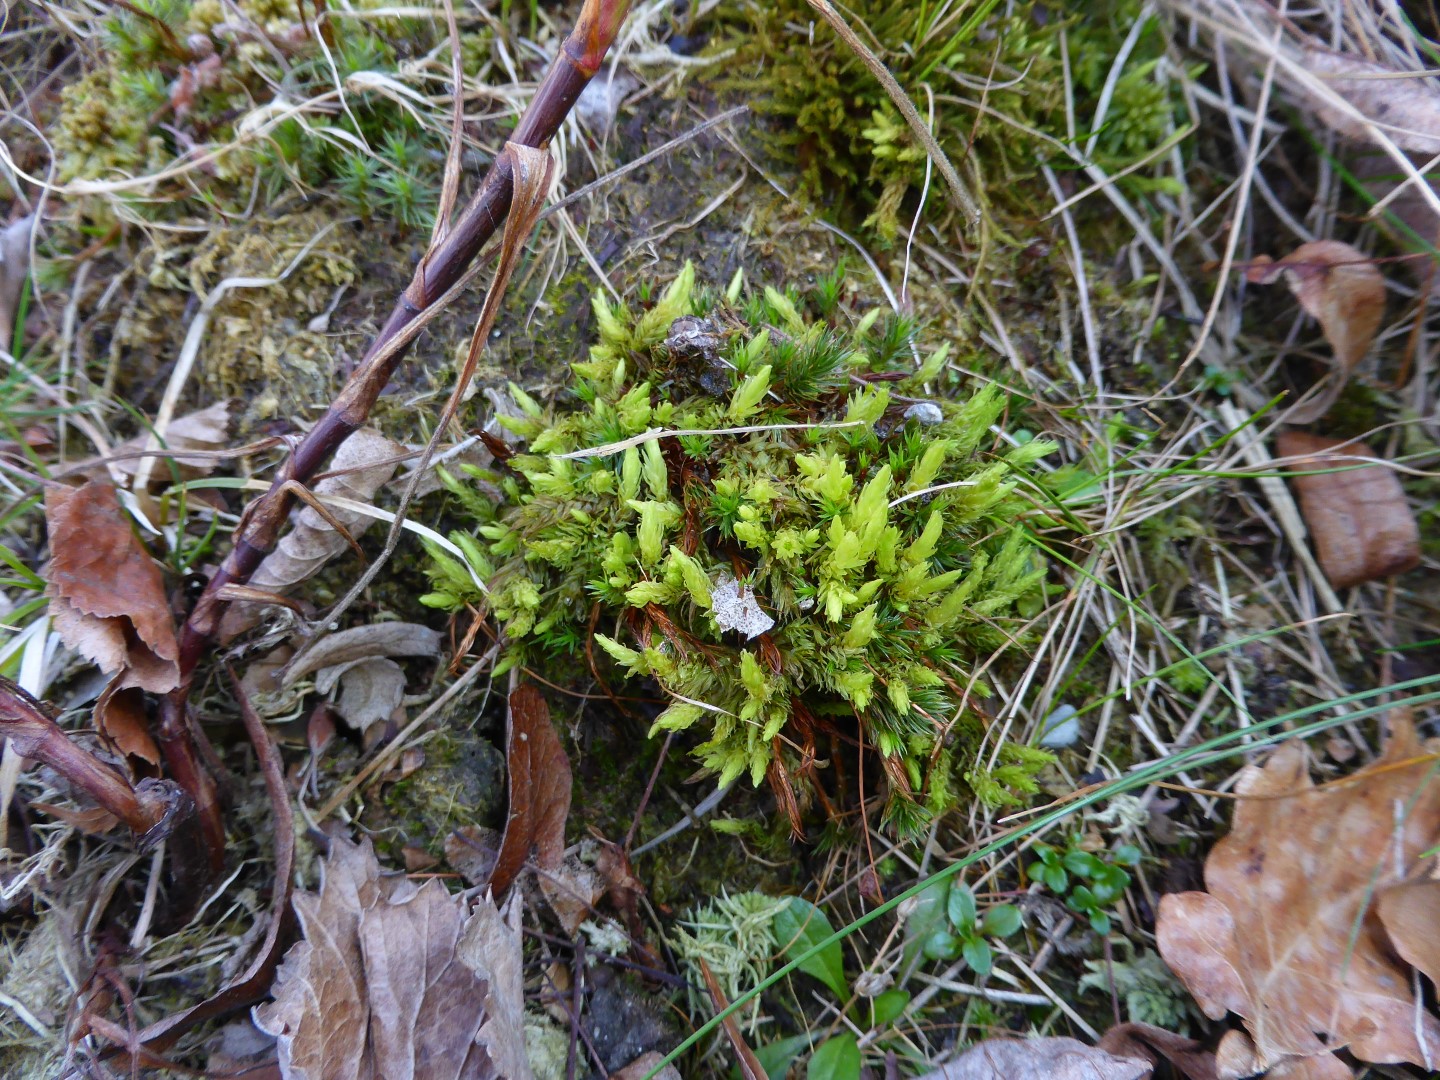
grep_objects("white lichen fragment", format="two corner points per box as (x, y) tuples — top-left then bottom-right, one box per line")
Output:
(709, 574), (775, 638)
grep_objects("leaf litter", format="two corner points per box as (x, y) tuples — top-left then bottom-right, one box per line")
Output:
(254, 832), (526, 1080)
(1244, 240), (1386, 423)
(43, 480), (179, 694)
(1157, 712), (1440, 1077)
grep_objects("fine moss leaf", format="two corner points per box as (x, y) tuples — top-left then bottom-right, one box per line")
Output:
(774, 897), (847, 1000)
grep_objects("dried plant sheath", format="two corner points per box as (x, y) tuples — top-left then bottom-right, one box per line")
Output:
(1278, 432), (1420, 589)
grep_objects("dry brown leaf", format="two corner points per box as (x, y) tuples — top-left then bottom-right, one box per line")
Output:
(254, 832), (519, 1080)
(538, 853), (603, 938)
(1376, 877), (1440, 990)
(1245, 240), (1385, 423)
(917, 1037), (1149, 1079)
(456, 895), (531, 1080)
(44, 480), (179, 693)
(219, 429), (404, 641)
(94, 680), (161, 765)
(445, 826), (499, 887)
(1300, 47), (1440, 156)
(94, 401), (234, 487)
(325, 657), (405, 734)
(286, 622), (441, 685)
(490, 684), (571, 897)
(1156, 716), (1440, 1077)
(1277, 432), (1420, 589)
(1098, 1022), (1217, 1080)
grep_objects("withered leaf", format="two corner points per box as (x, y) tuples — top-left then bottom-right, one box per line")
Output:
(97, 401), (234, 487)
(44, 480), (179, 693)
(1245, 240), (1385, 423)
(445, 826), (499, 888)
(917, 1037), (1149, 1080)
(95, 680), (161, 765)
(1376, 878), (1440, 990)
(1098, 1023), (1217, 1080)
(1156, 716), (1440, 1076)
(326, 657), (406, 734)
(286, 622), (441, 685)
(220, 429), (404, 641)
(490, 685), (571, 897)
(255, 833), (517, 1080)
(457, 895), (531, 1080)
(1300, 47), (1440, 156)
(1278, 432), (1420, 589)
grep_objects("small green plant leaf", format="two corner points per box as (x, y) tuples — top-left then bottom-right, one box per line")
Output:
(1090, 910), (1112, 935)
(807, 1033), (860, 1080)
(947, 882), (978, 929)
(981, 903), (1022, 939)
(922, 928), (961, 962)
(1068, 885), (1098, 913)
(774, 897), (847, 1000)
(1114, 843), (1143, 867)
(900, 876), (950, 971)
(961, 935), (993, 977)
(870, 989), (910, 1029)
(752, 1034), (814, 1080)
(1064, 850), (1107, 878)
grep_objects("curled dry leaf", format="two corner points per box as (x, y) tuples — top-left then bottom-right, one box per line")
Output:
(283, 622), (440, 734)
(44, 480), (179, 693)
(254, 832), (523, 1080)
(1245, 241), (1385, 423)
(219, 429), (404, 641)
(1277, 432), (1420, 589)
(95, 681), (161, 766)
(490, 684), (571, 897)
(1156, 715), (1440, 1077)
(916, 1037), (1149, 1080)
(284, 622), (441, 684)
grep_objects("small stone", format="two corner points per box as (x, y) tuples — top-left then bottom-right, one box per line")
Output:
(1038, 704), (1081, 749)
(903, 401), (945, 425)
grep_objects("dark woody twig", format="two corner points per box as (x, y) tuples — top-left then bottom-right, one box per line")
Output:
(156, 0), (634, 870)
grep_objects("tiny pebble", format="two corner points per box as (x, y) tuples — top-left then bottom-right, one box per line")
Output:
(903, 401), (945, 425)
(1038, 703), (1081, 749)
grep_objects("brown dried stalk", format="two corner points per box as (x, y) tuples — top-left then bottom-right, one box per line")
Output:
(0, 675), (187, 842)
(157, 0), (633, 869)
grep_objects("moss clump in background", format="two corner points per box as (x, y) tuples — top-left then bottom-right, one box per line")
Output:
(423, 265), (1059, 837)
(48, 0), (478, 228)
(708, 0), (1188, 242)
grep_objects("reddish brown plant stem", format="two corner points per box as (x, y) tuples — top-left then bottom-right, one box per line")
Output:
(0, 676), (187, 841)
(159, 0), (631, 870)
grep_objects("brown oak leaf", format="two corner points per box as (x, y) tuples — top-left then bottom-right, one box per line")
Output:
(44, 480), (179, 693)
(1157, 716), (1440, 1077)
(254, 832), (522, 1080)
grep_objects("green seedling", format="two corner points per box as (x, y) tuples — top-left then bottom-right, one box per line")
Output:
(1028, 841), (1142, 935)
